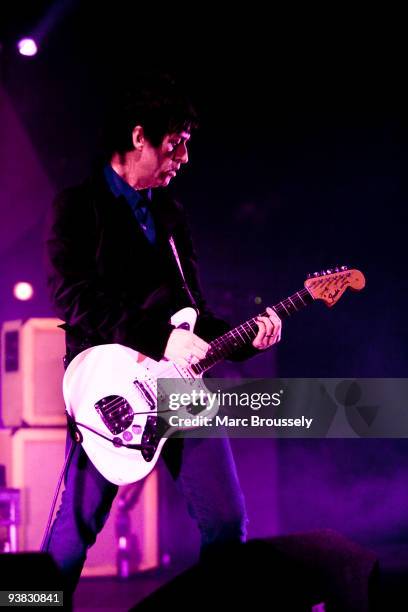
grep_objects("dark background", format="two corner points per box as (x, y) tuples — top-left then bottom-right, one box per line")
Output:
(1, 1), (407, 575)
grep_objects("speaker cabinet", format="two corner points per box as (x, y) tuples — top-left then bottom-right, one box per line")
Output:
(0, 427), (159, 576)
(1, 318), (66, 426)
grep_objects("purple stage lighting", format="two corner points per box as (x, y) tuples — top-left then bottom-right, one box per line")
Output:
(17, 38), (38, 57)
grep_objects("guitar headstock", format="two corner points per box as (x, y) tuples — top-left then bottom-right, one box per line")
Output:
(304, 266), (366, 307)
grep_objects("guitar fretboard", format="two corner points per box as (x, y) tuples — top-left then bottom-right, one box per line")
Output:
(192, 288), (313, 374)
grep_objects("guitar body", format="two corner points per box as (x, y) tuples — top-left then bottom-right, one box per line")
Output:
(62, 268), (365, 486)
(63, 307), (206, 485)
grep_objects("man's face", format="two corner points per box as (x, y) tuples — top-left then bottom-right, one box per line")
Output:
(141, 130), (191, 188)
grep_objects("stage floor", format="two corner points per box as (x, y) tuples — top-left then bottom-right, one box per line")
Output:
(74, 565), (185, 611)
(73, 565), (408, 611)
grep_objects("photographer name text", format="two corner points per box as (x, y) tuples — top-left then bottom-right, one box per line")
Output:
(168, 415), (314, 429)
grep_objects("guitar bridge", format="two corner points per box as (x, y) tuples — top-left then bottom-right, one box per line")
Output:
(95, 395), (134, 435)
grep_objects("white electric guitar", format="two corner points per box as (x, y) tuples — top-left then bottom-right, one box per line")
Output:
(63, 267), (365, 485)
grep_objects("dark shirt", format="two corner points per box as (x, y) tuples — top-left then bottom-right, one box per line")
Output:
(103, 165), (156, 244)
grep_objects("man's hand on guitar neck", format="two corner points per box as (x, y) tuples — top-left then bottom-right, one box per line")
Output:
(253, 307), (282, 350)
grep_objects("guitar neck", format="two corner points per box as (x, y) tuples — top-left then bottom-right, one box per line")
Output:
(192, 287), (314, 375)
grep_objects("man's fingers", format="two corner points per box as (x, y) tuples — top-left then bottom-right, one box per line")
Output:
(191, 346), (208, 360)
(252, 317), (266, 349)
(182, 347), (204, 367)
(192, 335), (210, 353)
(175, 355), (198, 368)
(188, 351), (203, 363)
(259, 316), (274, 347)
(266, 307), (281, 328)
(253, 310), (282, 350)
(259, 315), (275, 337)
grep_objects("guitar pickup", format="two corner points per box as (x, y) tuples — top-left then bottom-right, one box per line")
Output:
(134, 380), (156, 410)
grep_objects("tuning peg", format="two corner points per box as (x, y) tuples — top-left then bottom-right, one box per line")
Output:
(313, 272), (319, 277)
(334, 266), (340, 272)
(340, 265), (348, 271)
(326, 269), (333, 274)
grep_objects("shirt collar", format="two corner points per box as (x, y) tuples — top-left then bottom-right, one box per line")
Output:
(104, 164), (152, 208)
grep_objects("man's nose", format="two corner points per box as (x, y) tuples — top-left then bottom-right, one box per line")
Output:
(175, 143), (189, 164)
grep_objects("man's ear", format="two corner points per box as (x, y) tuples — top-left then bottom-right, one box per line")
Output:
(132, 125), (145, 151)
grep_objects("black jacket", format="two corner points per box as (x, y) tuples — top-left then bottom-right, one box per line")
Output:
(45, 171), (253, 364)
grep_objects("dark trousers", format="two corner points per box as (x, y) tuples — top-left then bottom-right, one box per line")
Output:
(46, 435), (247, 593)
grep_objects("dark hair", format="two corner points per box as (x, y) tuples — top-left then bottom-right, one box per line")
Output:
(103, 73), (198, 156)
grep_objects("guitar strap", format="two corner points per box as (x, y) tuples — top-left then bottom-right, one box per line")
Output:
(169, 235), (199, 314)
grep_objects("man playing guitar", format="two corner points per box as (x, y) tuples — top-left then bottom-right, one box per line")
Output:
(45, 73), (281, 595)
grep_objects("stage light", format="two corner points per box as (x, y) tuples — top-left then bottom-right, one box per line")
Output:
(14, 1), (76, 59)
(17, 38), (38, 57)
(13, 282), (34, 301)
